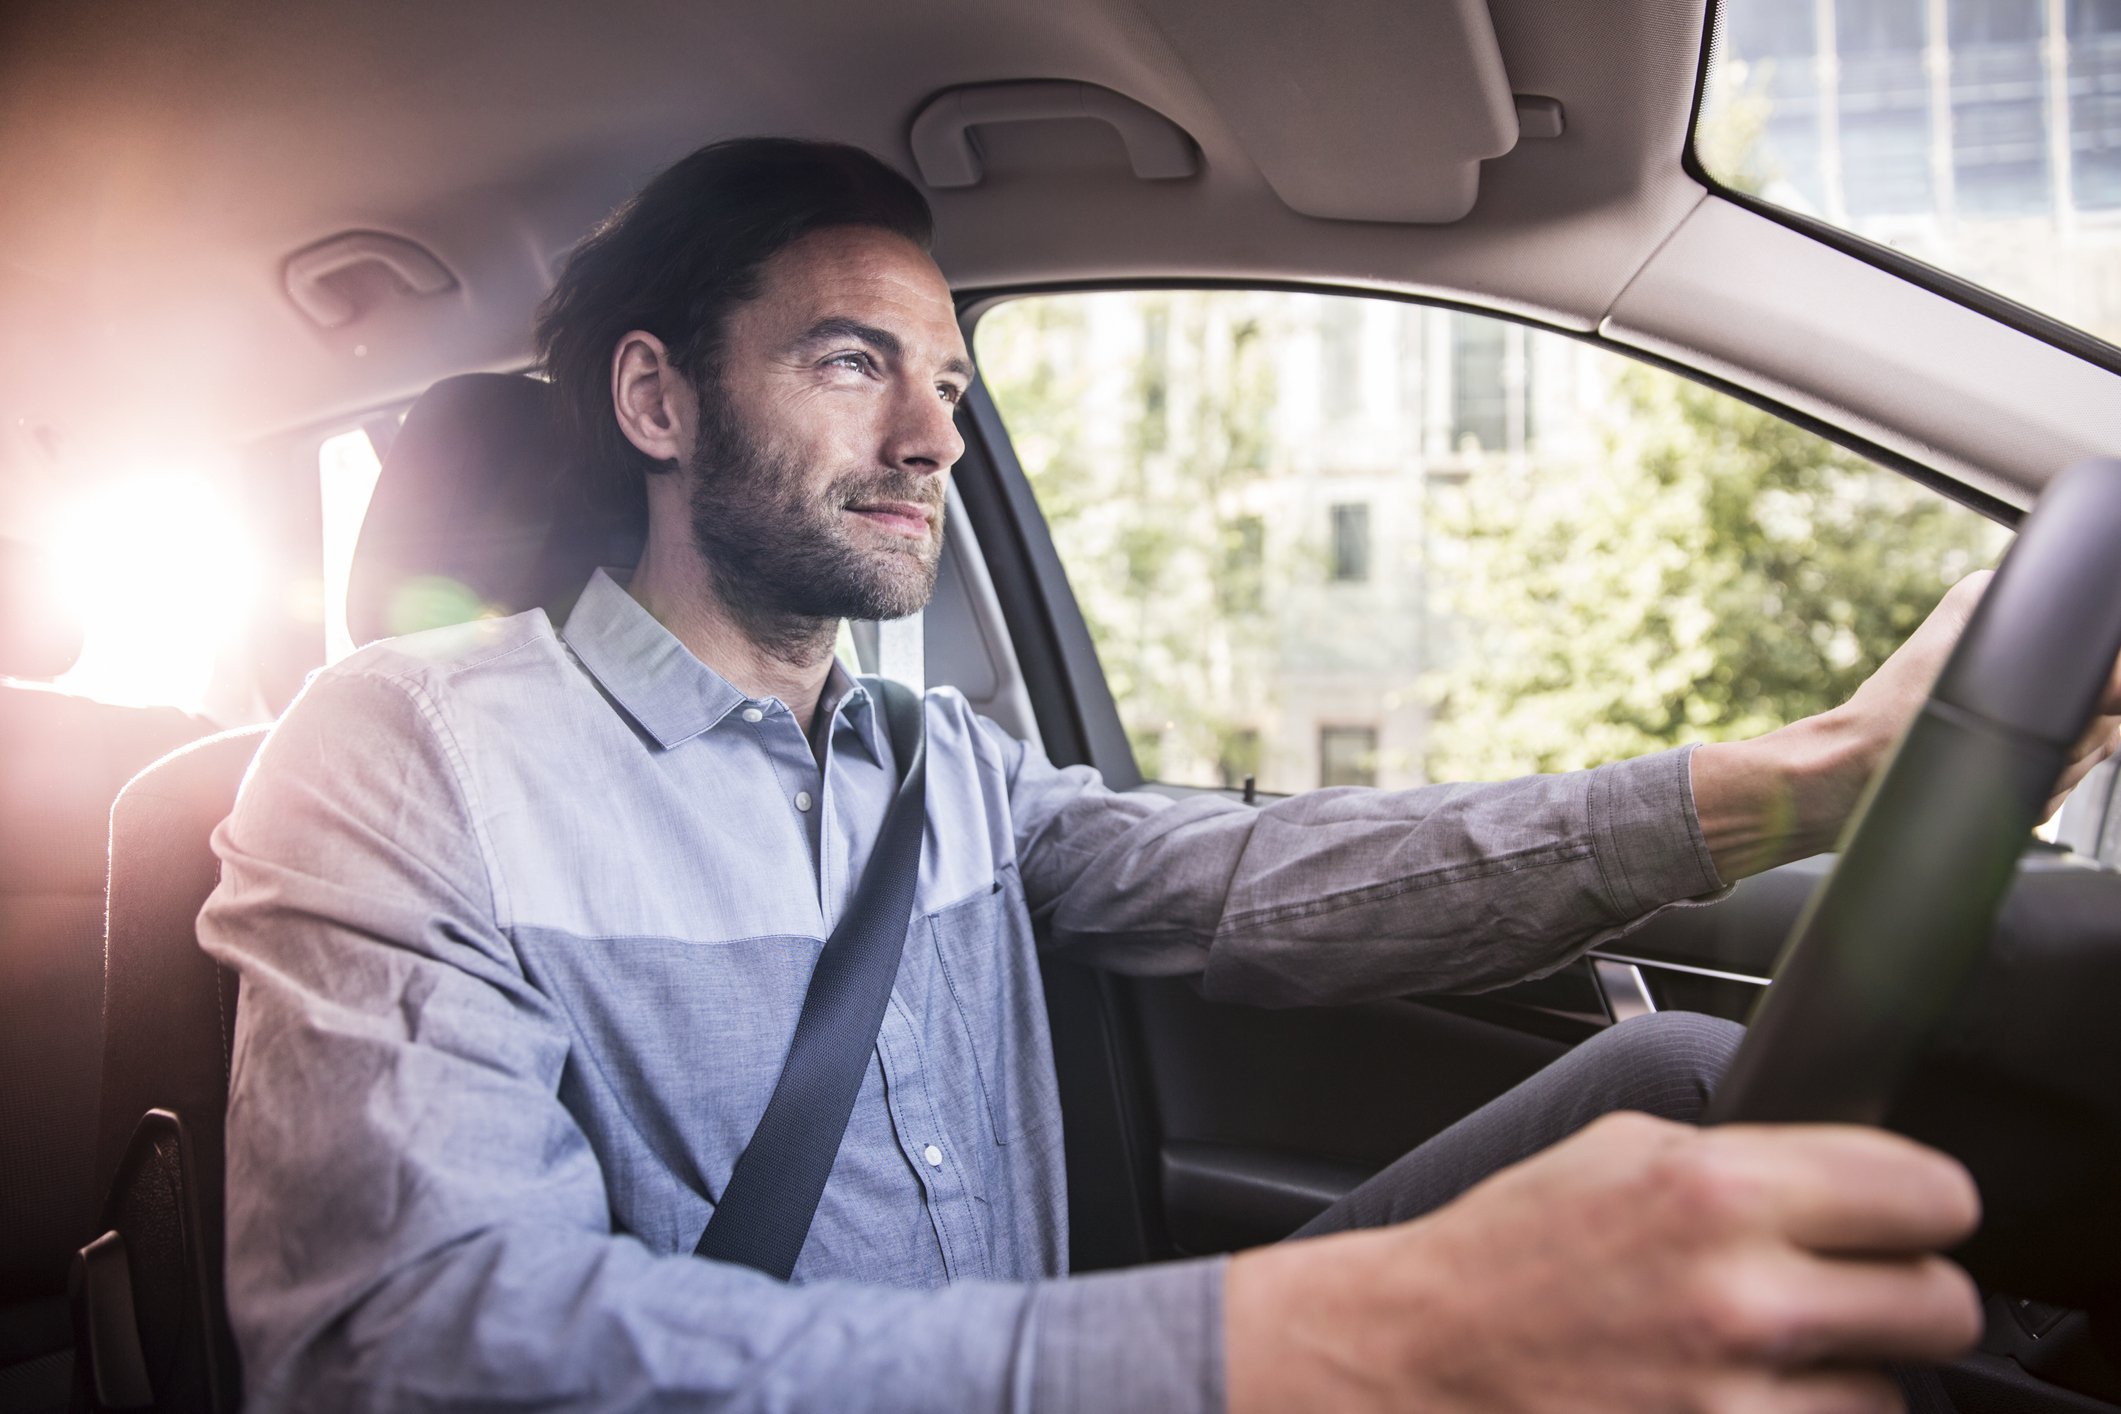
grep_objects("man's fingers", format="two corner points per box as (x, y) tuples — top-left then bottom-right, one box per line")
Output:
(1775, 1369), (1906, 1414)
(2047, 719), (2121, 818)
(2068, 716), (2121, 771)
(1763, 1254), (1985, 1365)
(1743, 1369), (1907, 1414)
(1708, 1126), (1981, 1254)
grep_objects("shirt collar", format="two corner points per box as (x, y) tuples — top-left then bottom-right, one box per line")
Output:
(815, 657), (884, 764)
(559, 568), (881, 762)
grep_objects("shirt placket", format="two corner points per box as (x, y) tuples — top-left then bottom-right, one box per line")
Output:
(738, 699), (827, 901)
(874, 993), (990, 1281)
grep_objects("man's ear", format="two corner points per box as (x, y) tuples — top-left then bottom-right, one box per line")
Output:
(610, 331), (694, 466)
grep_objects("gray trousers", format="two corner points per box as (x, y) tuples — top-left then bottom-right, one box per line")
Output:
(1296, 1009), (1743, 1238)
(1289, 1009), (1955, 1412)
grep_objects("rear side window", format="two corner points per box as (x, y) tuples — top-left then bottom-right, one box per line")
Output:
(973, 291), (2008, 792)
(318, 426), (387, 664)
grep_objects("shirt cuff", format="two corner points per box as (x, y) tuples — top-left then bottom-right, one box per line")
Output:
(1026, 1257), (1226, 1414)
(1584, 744), (1725, 918)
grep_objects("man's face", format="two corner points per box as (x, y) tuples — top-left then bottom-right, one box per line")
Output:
(683, 226), (970, 634)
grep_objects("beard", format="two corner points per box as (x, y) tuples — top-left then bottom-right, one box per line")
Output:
(684, 386), (943, 657)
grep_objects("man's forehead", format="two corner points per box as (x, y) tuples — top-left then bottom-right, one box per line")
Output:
(752, 227), (963, 356)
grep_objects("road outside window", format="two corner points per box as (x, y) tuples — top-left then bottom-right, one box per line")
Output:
(974, 290), (2009, 793)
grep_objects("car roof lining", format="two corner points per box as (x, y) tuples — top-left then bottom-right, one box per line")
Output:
(0, 0), (1710, 499)
(2, 0), (2116, 534)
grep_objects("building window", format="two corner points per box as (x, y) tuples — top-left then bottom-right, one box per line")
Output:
(1320, 725), (1378, 788)
(1221, 514), (1266, 613)
(1951, 0), (2051, 216)
(1139, 304), (1170, 452)
(1329, 502), (1370, 583)
(1219, 727), (1262, 790)
(1321, 301), (1364, 422)
(2070, 0), (2121, 209)
(1730, 3), (1827, 210)
(1450, 315), (1507, 453)
(1837, 0), (1936, 218)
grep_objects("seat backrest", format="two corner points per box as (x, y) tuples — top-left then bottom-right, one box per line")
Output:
(347, 372), (635, 648)
(82, 372), (606, 1410)
(80, 726), (264, 1412)
(0, 688), (207, 1311)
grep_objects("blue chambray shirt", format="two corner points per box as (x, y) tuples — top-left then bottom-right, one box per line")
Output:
(199, 568), (1724, 1412)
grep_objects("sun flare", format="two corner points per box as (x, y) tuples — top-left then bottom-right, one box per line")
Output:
(48, 474), (259, 714)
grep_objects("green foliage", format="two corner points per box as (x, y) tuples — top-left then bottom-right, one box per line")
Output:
(1423, 365), (2007, 779)
(981, 293), (1281, 785)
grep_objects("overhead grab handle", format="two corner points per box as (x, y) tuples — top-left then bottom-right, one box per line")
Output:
(909, 80), (1199, 189)
(284, 230), (457, 329)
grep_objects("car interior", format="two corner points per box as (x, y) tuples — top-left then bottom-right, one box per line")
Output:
(5, 0), (2121, 1410)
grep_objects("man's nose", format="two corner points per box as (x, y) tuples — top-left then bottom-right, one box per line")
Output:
(883, 380), (966, 476)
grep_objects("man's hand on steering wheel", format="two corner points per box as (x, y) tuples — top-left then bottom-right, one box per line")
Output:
(1690, 568), (2121, 883)
(1834, 570), (2121, 821)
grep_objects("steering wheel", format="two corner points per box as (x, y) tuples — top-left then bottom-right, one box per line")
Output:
(1705, 458), (2121, 1308)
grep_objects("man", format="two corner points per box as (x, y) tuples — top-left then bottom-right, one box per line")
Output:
(202, 138), (2120, 1411)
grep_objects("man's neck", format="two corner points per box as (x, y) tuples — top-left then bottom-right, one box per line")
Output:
(624, 533), (838, 734)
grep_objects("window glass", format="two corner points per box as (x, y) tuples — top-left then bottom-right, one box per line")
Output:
(319, 427), (385, 664)
(1328, 502), (1371, 582)
(974, 290), (2009, 792)
(1700, 0), (2121, 348)
(1320, 726), (1379, 788)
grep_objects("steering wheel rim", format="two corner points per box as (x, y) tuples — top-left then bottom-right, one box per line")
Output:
(1706, 458), (2121, 1128)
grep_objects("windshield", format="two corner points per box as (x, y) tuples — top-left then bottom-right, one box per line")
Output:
(1696, 0), (2121, 350)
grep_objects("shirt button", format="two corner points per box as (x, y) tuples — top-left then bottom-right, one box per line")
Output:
(741, 707), (763, 723)
(794, 791), (813, 812)
(922, 1144), (943, 1168)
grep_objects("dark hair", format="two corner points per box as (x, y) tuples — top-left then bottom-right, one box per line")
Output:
(534, 137), (934, 515)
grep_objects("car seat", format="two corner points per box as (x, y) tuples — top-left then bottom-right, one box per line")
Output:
(71, 373), (622, 1412)
(0, 541), (209, 1414)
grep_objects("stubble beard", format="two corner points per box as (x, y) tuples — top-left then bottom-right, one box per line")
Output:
(684, 387), (943, 663)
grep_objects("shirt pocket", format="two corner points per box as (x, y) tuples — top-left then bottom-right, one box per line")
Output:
(926, 862), (1037, 1146)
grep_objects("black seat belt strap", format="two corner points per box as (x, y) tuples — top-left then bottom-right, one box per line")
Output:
(692, 676), (927, 1280)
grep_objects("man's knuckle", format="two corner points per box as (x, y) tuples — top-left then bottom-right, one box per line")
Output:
(1649, 1140), (1754, 1229)
(1691, 1267), (1791, 1359)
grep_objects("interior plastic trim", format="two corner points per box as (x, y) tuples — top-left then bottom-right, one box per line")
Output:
(909, 81), (1199, 189)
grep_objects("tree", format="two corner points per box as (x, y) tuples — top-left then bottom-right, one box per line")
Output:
(980, 292), (1281, 785)
(1421, 364), (2007, 780)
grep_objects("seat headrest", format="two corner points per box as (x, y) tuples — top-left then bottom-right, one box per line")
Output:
(0, 537), (85, 681)
(347, 373), (639, 647)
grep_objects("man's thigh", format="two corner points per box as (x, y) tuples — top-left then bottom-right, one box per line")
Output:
(1292, 1010), (1743, 1240)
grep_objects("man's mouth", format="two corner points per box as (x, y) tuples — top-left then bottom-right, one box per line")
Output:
(845, 500), (933, 538)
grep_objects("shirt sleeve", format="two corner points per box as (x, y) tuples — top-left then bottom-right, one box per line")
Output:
(976, 714), (1726, 1006)
(200, 667), (1227, 1414)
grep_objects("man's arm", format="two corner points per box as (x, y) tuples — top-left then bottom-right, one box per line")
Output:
(978, 714), (1722, 1005)
(203, 667), (1224, 1413)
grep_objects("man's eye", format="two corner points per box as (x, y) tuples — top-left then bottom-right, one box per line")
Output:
(825, 351), (875, 375)
(938, 384), (964, 405)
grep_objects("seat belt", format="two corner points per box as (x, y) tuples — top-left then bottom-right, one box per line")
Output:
(693, 676), (927, 1280)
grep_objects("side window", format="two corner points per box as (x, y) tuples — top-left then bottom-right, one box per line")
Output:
(318, 424), (388, 664)
(973, 291), (2009, 793)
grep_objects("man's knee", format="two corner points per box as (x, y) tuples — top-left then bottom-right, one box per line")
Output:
(1573, 1010), (1745, 1122)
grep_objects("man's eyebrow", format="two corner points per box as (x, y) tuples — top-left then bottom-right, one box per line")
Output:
(796, 316), (974, 382)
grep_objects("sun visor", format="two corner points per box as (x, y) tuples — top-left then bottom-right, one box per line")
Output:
(1140, 0), (1520, 223)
